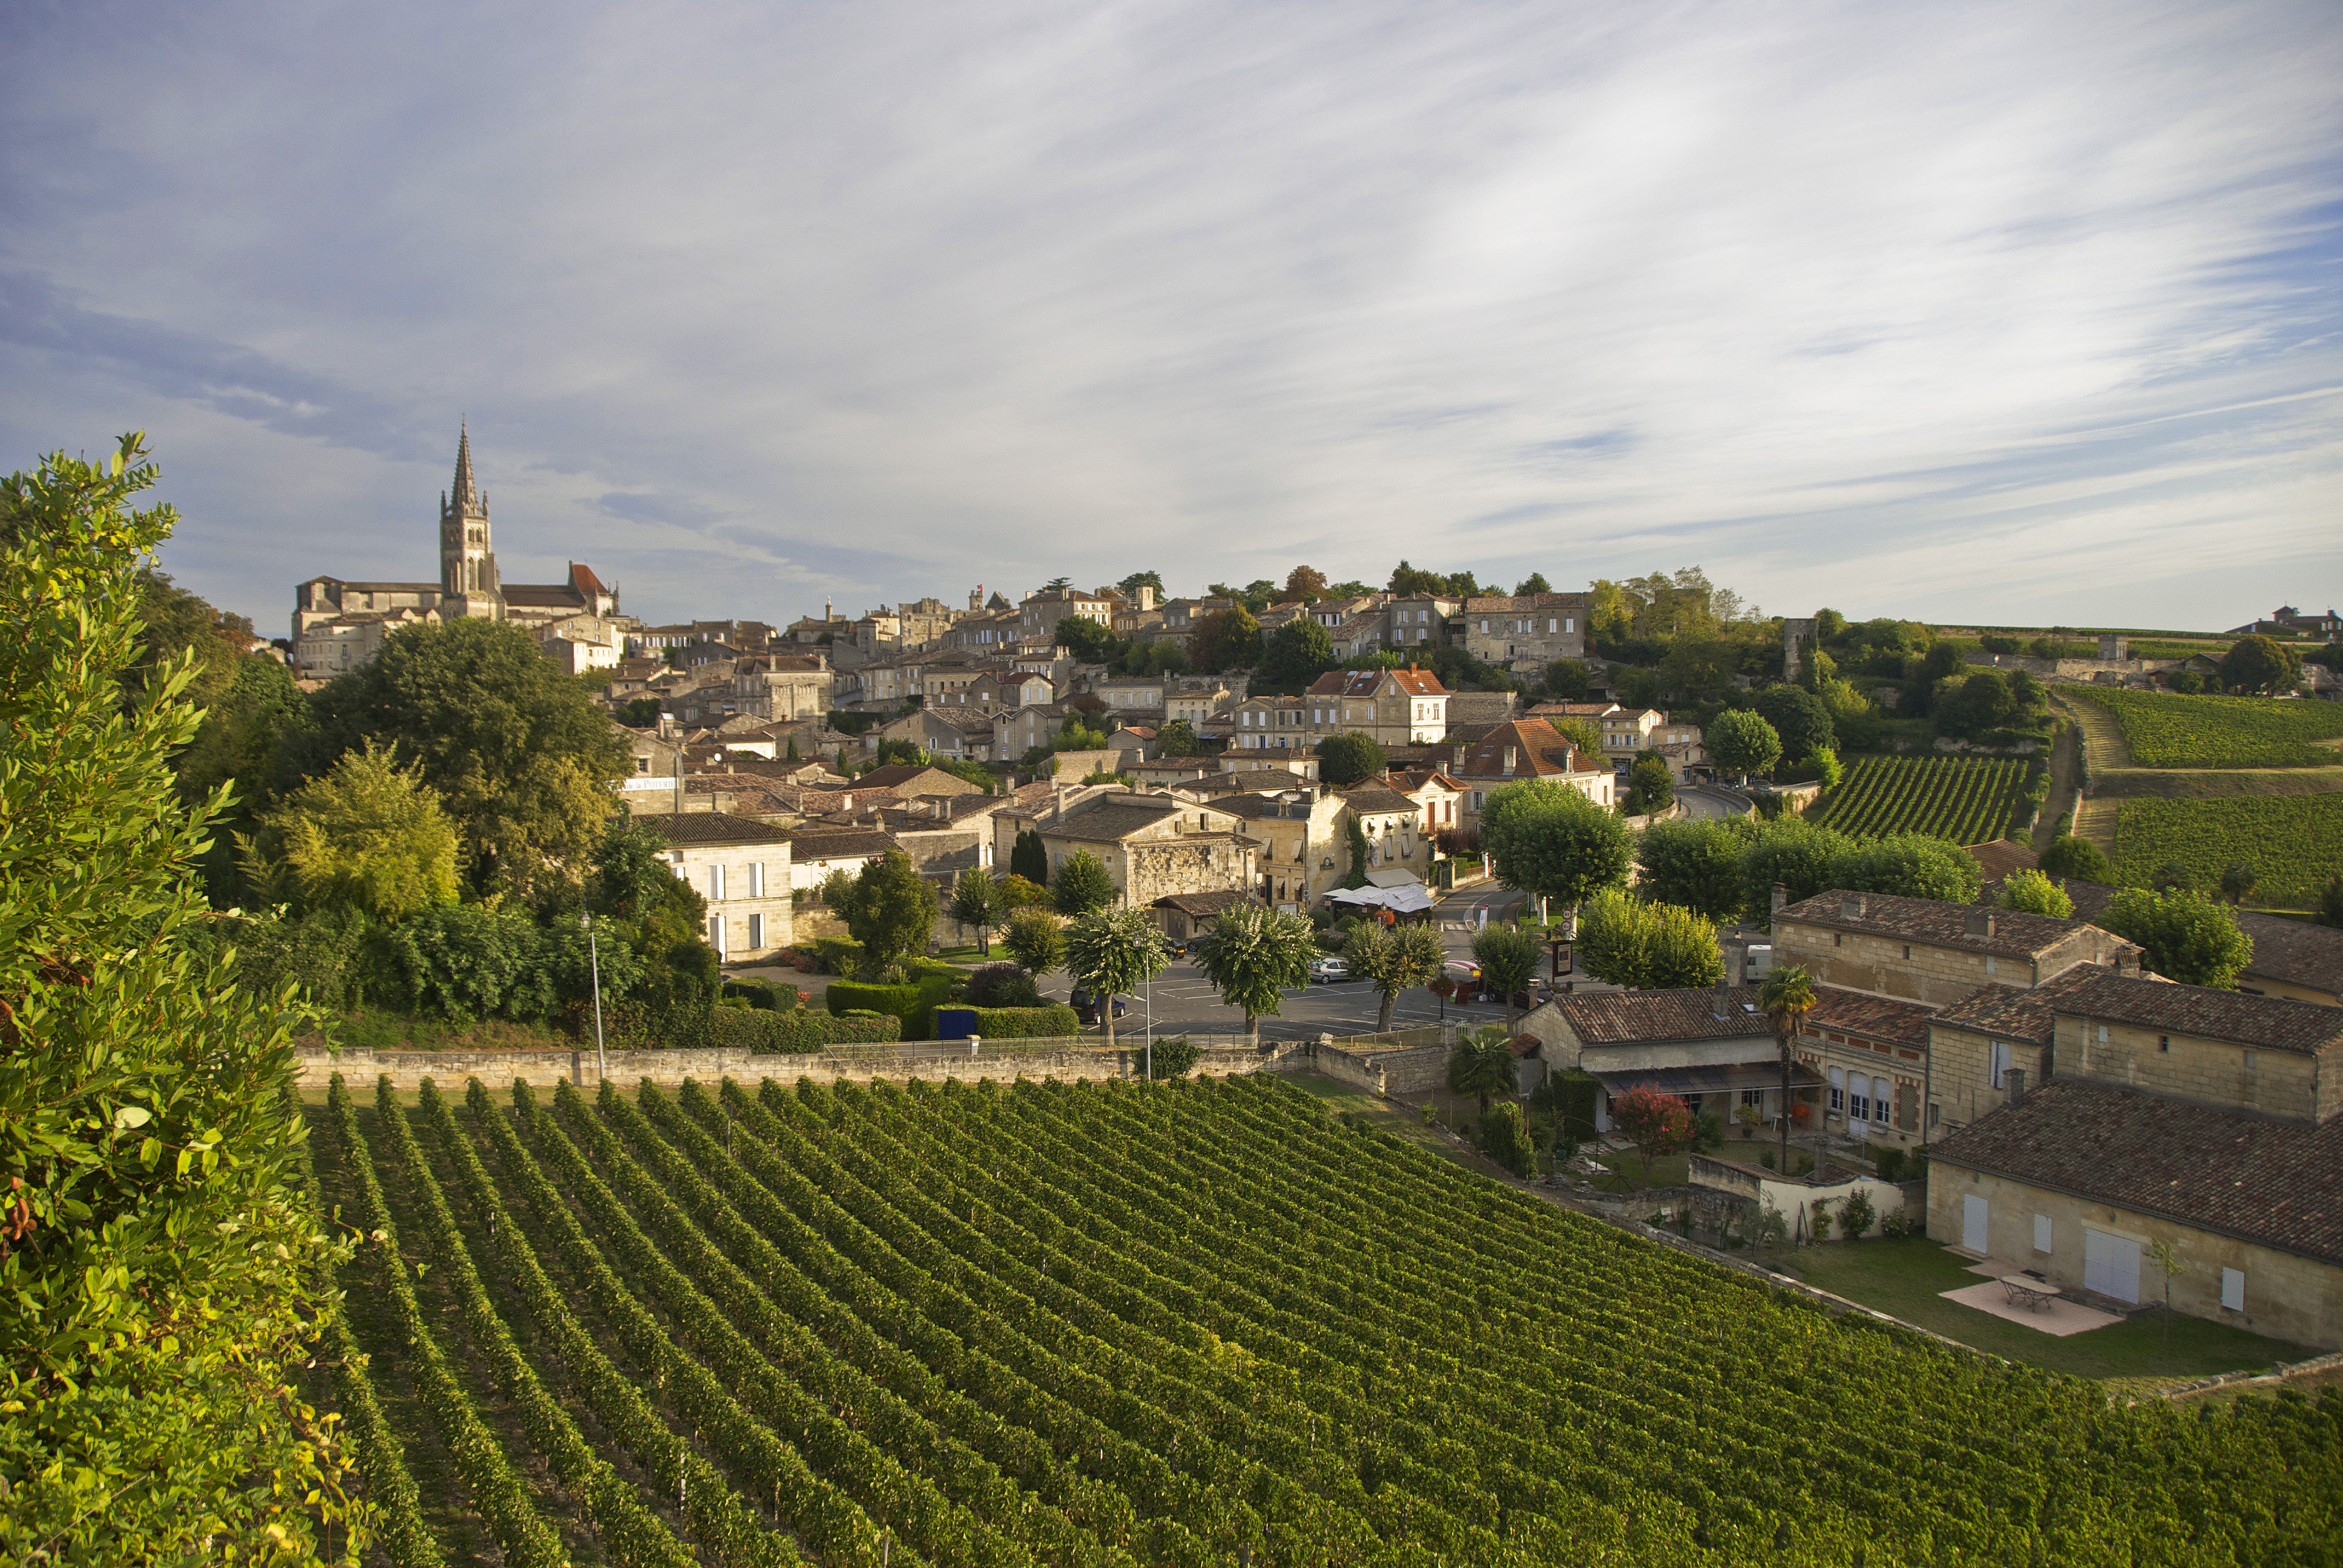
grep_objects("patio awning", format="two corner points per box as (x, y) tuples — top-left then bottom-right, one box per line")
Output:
(1323, 883), (1437, 913)
(1365, 869), (1421, 888)
(1588, 1061), (1827, 1099)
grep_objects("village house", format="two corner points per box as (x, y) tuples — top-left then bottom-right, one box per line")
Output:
(730, 653), (833, 722)
(1520, 983), (1826, 1133)
(1148, 889), (1255, 946)
(1928, 975), (2343, 1349)
(1165, 677), (1239, 726)
(1228, 693), (1310, 753)
(1303, 666), (1449, 750)
(1446, 717), (1617, 826)
(1369, 768), (1469, 841)
(1018, 586), (1118, 641)
(992, 789), (1259, 913)
(637, 812), (795, 961)
(1769, 890), (2136, 1008)
(1795, 988), (1941, 1147)
(1208, 787), (1349, 910)
(782, 825), (897, 893)
(1459, 591), (1591, 675)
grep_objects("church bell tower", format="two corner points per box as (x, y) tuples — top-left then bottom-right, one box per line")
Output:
(439, 423), (503, 618)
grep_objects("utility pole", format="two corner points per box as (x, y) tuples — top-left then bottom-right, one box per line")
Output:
(583, 910), (607, 1085)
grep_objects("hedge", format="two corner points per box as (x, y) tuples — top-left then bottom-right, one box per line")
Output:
(811, 936), (865, 975)
(753, 1009), (902, 1053)
(721, 977), (798, 1012)
(825, 975), (955, 1040)
(967, 1005), (1080, 1039)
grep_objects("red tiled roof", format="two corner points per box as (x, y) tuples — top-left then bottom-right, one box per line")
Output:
(1777, 889), (2120, 961)
(2056, 970), (2343, 1056)
(1804, 985), (1937, 1048)
(1452, 718), (1596, 779)
(1556, 985), (1775, 1045)
(1928, 1080), (2343, 1265)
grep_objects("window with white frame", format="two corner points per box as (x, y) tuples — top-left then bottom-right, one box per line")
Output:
(708, 915), (726, 956)
(748, 912), (764, 949)
(1872, 1076), (1891, 1125)
(1848, 1083), (1869, 1122)
(2220, 1267), (2244, 1311)
(1828, 1067), (1845, 1115)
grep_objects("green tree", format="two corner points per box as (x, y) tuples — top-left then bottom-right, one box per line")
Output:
(0, 434), (360, 1557)
(1259, 616), (1335, 685)
(171, 650), (309, 904)
(1117, 570), (1164, 601)
(1997, 868), (2075, 918)
(1157, 719), (1201, 757)
(1548, 714), (1607, 760)
(1283, 564), (1329, 601)
(1609, 1085), (1694, 1186)
(1447, 1026), (1520, 1120)
(1217, 603), (1263, 670)
(1754, 685), (1835, 762)
(1051, 848), (1117, 915)
(1347, 923), (1447, 1031)
(947, 865), (1003, 953)
(1705, 709), (1782, 783)
(2099, 889), (2253, 987)
(1316, 731), (1388, 786)
(1062, 906), (1171, 1048)
(1388, 560), (1446, 596)
(617, 695), (663, 727)
(2316, 872), (2343, 929)
(1470, 923), (1545, 1035)
(2038, 834), (2111, 883)
(1514, 572), (1552, 596)
(1577, 892), (1723, 989)
(124, 567), (252, 715)
(297, 616), (628, 898)
(2220, 633), (2299, 696)
(1011, 826), (1049, 886)
(1947, 670), (2017, 737)
(875, 737), (931, 766)
(1830, 833), (1982, 905)
(1480, 780), (1634, 926)
(1143, 1034), (1201, 1079)
(1004, 906), (1066, 978)
(838, 851), (940, 981)
(1543, 658), (1592, 701)
(1741, 816), (1854, 927)
(1479, 1100), (1538, 1177)
(1191, 903), (1317, 1042)
(2218, 862), (2258, 906)
(247, 739), (461, 921)
(1622, 753), (1675, 816)
(1636, 817), (1750, 923)
(1055, 614), (1118, 663)
(1758, 964), (1818, 1174)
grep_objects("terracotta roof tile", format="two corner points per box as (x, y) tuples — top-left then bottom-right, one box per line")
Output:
(1557, 985), (1775, 1045)
(2057, 970), (2343, 1055)
(638, 812), (795, 846)
(1777, 889), (2122, 961)
(1928, 964), (2101, 1045)
(1803, 986), (1937, 1048)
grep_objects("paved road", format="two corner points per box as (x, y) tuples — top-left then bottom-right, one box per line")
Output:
(1677, 783), (1755, 820)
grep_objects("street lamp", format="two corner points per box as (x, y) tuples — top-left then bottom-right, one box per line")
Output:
(582, 910), (606, 1085)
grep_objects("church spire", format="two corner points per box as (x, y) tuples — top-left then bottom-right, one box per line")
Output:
(451, 420), (478, 510)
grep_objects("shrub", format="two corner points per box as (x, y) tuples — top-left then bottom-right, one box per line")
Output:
(965, 962), (1041, 1008)
(1478, 1102), (1538, 1177)
(1141, 1034), (1202, 1078)
(968, 1004), (1080, 1038)
(1882, 1210), (1912, 1240)
(721, 976), (796, 1011)
(1810, 1203), (1835, 1242)
(825, 975), (955, 1039)
(1839, 1189), (1877, 1241)
(1875, 1147), (1907, 1183)
(812, 935), (866, 975)
(761, 1008), (902, 1051)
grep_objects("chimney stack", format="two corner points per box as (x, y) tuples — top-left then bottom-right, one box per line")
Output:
(2006, 1068), (2027, 1104)
(1771, 882), (1788, 915)
(1841, 895), (1865, 920)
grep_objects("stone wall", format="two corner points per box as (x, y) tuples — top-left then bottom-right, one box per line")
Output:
(1929, 1163), (2342, 1351)
(1772, 915), (2126, 1007)
(2059, 1013), (2326, 1123)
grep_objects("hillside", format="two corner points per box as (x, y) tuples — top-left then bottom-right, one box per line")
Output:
(1804, 754), (2032, 843)
(310, 1070), (2343, 1566)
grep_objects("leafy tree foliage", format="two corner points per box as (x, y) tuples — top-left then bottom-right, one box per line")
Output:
(829, 851), (940, 981)
(1705, 709), (1782, 782)
(1479, 1100), (1538, 1177)
(0, 434), (362, 1558)
(1055, 613), (1118, 663)
(1610, 1086), (1696, 1183)
(298, 616), (628, 898)
(1741, 816), (1853, 926)
(1142, 1034), (1202, 1079)
(1997, 868), (2075, 918)
(2314, 871), (2343, 929)
(1259, 616), (1335, 685)
(1004, 906), (1066, 978)
(1831, 834), (1982, 905)
(2220, 633), (2300, 696)
(1051, 848), (1117, 916)
(1447, 1027), (1520, 1119)
(1116, 569), (1164, 601)
(1543, 658), (1592, 701)
(173, 648), (309, 903)
(1514, 572), (1552, 595)
(244, 739), (461, 920)
(1622, 753), (1675, 817)
(124, 566), (254, 714)
(1191, 903), (1317, 1040)
(2099, 889), (2253, 988)
(947, 866), (1003, 951)
(1754, 685), (1835, 762)
(1346, 922), (1446, 1030)
(1283, 564), (1329, 601)
(1063, 906), (1170, 1047)
(875, 737), (931, 766)
(1547, 714), (1606, 760)
(1470, 923), (1545, 1034)
(2038, 834), (2112, 883)
(1480, 780), (1634, 916)
(1636, 817), (1752, 923)
(1576, 892), (1724, 989)
(1157, 719), (1200, 757)
(1316, 731), (1388, 786)
(1188, 604), (1262, 671)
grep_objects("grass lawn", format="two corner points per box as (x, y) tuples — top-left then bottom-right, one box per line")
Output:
(1773, 1235), (2310, 1383)
(936, 941), (1013, 964)
(1596, 1148), (1691, 1189)
(1282, 1072), (1472, 1160)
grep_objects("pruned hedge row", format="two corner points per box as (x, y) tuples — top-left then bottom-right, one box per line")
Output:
(827, 976), (957, 1040)
(967, 1005), (1080, 1038)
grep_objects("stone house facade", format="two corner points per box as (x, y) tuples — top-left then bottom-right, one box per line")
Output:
(1795, 988), (1938, 1146)
(1008, 792), (1260, 912)
(1519, 984), (1826, 1132)
(638, 812), (795, 961)
(1769, 892), (2137, 1007)
(1303, 667), (1449, 748)
(1446, 718), (1617, 826)
(1229, 694), (1310, 753)
(1210, 789), (1349, 910)
(1459, 592), (1591, 674)
(730, 654), (833, 720)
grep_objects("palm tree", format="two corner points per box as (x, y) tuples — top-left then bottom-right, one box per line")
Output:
(1447, 1027), (1519, 1121)
(1758, 964), (1818, 1175)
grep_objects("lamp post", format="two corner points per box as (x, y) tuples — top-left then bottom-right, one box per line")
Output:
(582, 910), (606, 1085)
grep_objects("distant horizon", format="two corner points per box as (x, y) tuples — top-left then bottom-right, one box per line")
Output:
(6, 1), (2336, 637)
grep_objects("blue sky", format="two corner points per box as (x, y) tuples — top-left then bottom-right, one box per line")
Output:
(4, 0), (2338, 639)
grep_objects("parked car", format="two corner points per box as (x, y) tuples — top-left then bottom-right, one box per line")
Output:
(1068, 986), (1128, 1025)
(1308, 956), (1351, 985)
(1441, 958), (1483, 1002)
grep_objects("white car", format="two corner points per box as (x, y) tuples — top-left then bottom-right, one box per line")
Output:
(1308, 956), (1351, 985)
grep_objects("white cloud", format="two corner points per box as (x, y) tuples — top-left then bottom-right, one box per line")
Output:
(1, 0), (2336, 630)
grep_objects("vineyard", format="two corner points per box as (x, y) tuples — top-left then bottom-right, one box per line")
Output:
(309, 1070), (2343, 1566)
(2068, 688), (2343, 768)
(1805, 754), (2030, 843)
(2111, 794), (2343, 906)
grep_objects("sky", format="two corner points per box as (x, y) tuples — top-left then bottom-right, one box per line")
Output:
(3, 0), (2338, 641)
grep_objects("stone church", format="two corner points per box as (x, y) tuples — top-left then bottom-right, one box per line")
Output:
(292, 427), (622, 680)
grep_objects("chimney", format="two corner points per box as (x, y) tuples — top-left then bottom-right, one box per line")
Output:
(1711, 972), (1729, 1019)
(2005, 1068), (2027, 1104)
(1963, 908), (1990, 936)
(2115, 950), (2139, 979)
(1504, 746), (1518, 775)
(1840, 895), (1864, 920)
(1770, 882), (1788, 915)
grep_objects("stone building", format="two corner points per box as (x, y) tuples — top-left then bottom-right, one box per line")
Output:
(1458, 591), (1591, 676)
(1795, 988), (1939, 1146)
(637, 812), (794, 961)
(992, 790), (1259, 912)
(1303, 667), (1449, 749)
(1769, 891), (2137, 1008)
(1209, 788), (1349, 910)
(1519, 984), (1826, 1132)
(1446, 717), (1617, 826)
(290, 427), (624, 673)
(730, 654), (833, 722)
